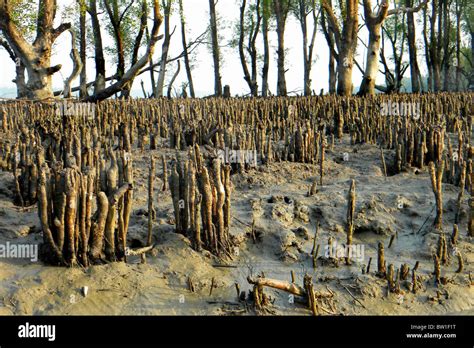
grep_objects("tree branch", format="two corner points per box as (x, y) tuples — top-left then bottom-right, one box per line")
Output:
(63, 28), (83, 98)
(52, 23), (72, 41)
(387, 0), (429, 16)
(321, 0), (342, 52)
(85, 0), (163, 102)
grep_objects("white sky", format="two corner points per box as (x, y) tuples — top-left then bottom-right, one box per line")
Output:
(0, 0), (415, 98)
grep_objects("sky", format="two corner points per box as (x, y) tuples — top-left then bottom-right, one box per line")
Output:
(0, 0), (406, 99)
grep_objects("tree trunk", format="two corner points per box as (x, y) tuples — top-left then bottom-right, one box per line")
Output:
(179, 0), (196, 98)
(63, 28), (83, 98)
(406, 0), (421, 92)
(146, 25), (155, 97)
(300, 1), (310, 96)
(454, 0), (461, 91)
(0, 0), (70, 99)
(88, 0), (106, 93)
(103, 0), (128, 97)
(360, 0), (426, 95)
(321, 8), (336, 94)
(11, 47), (61, 100)
(297, 0), (318, 97)
(359, 24), (383, 95)
(239, 0), (253, 96)
(328, 50), (337, 93)
(442, 0), (450, 91)
(430, 0), (442, 91)
(155, 0), (172, 98)
(337, 50), (354, 96)
(209, 0), (222, 96)
(123, 0), (147, 99)
(249, 0), (261, 96)
(238, 0), (261, 96)
(86, 0), (163, 102)
(274, 0), (288, 96)
(0, 38), (28, 98)
(261, 0), (270, 96)
(78, 0), (88, 98)
(470, 30), (474, 89)
(103, 0), (125, 79)
(167, 60), (181, 98)
(15, 61), (27, 98)
(322, 0), (359, 96)
(423, 6), (433, 91)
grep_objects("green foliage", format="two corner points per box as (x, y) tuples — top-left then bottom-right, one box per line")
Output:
(7, 0), (38, 42)
(101, 0), (152, 66)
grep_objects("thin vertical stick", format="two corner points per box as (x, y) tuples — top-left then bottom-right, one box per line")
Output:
(147, 156), (155, 246)
(377, 242), (386, 277)
(346, 180), (356, 265)
(380, 146), (387, 177)
(320, 136), (325, 186)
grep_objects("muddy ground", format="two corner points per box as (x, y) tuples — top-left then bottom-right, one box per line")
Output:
(0, 134), (472, 315)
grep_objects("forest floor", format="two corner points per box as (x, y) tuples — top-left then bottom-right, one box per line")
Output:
(0, 134), (472, 315)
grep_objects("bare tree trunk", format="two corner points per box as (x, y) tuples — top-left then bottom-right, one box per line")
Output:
(78, 0), (88, 98)
(297, 0), (319, 96)
(167, 60), (181, 98)
(179, 0), (195, 97)
(261, 0), (270, 96)
(15, 62), (27, 98)
(209, 0), (222, 96)
(358, 0), (387, 97)
(471, 29), (474, 89)
(430, 0), (442, 91)
(63, 28), (83, 98)
(322, 0), (359, 96)
(249, 0), (261, 97)
(336, 50), (354, 96)
(239, 0), (252, 96)
(274, 0), (289, 96)
(238, 0), (261, 96)
(0, 38), (27, 98)
(442, 0), (450, 91)
(86, 0), (163, 102)
(454, 0), (461, 91)
(359, 0), (425, 95)
(406, 0), (421, 92)
(103, 0), (126, 85)
(328, 50), (337, 93)
(88, 0), (106, 93)
(0, 0), (71, 99)
(423, 6), (433, 91)
(321, 8), (336, 94)
(146, 26), (156, 97)
(155, 0), (172, 98)
(124, 0), (148, 99)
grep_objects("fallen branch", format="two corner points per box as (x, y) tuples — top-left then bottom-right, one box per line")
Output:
(247, 275), (334, 299)
(341, 284), (366, 309)
(247, 276), (306, 297)
(125, 244), (155, 256)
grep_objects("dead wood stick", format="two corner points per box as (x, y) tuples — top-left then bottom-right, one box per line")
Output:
(342, 285), (366, 309)
(147, 156), (155, 246)
(125, 244), (155, 256)
(247, 276), (306, 297)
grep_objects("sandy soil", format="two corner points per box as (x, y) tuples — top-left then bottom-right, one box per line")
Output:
(0, 134), (472, 316)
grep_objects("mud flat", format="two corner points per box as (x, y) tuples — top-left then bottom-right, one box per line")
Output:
(0, 131), (472, 315)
